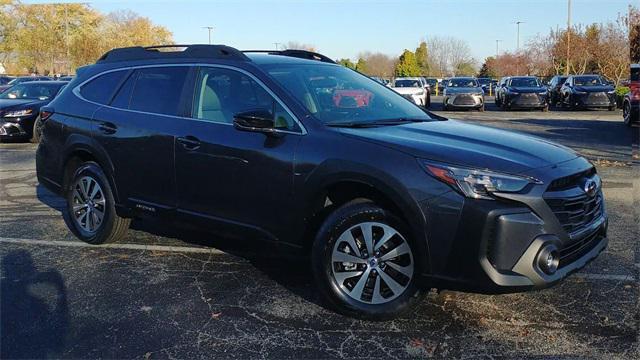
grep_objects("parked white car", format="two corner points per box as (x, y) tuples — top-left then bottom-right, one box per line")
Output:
(391, 77), (430, 108)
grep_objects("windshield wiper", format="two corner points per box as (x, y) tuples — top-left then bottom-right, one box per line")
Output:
(326, 118), (427, 128)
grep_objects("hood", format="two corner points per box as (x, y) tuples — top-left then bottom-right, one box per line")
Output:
(445, 87), (482, 94)
(509, 86), (547, 93)
(0, 98), (46, 110)
(574, 85), (614, 93)
(392, 87), (424, 95)
(337, 120), (578, 174)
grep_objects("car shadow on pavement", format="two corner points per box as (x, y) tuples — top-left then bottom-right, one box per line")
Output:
(0, 250), (69, 359)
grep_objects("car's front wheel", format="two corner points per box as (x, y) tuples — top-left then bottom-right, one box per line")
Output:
(31, 116), (43, 143)
(311, 199), (421, 320)
(65, 161), (130, 244)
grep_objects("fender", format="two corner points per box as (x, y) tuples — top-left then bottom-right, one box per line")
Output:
(61, 134), (121, 204)
(298, 159), (431, 274)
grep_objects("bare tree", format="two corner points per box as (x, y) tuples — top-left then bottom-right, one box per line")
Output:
(425, 36), (475, 76)
(358, 51), (396, 77)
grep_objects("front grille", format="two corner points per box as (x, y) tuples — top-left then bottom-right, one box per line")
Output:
(545, 193), (603, 234)
(515, 93), (540, 105)
(585, 92), (609, 105)
(558, 228), (603, 268)
(453, 95), (475, 105)
(547, 167), (596, 191)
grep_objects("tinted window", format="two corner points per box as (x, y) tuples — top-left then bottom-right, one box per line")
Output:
(574, 76), (603, 86)
(110, 72), (137, 109)
(80, 71), (127, 104)
(509, 78), (541, 87)
(265, 64), (431, 125)
(192, 67), (297, 130)
(448, 78), (478, 87)
(129, 67), (189, 116)
(0, 83), (64, 100)
(394, 79), (422, 88)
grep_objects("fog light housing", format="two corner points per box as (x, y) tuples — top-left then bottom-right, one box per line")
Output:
(537, 244), (559, 275)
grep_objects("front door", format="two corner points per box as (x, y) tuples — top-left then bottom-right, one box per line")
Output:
(174, 66), (303, 240)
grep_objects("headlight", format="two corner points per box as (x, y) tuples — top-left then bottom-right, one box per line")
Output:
(422, 161), (543, 200)
(3, 109), (33, 118)
(538, 91), (548, 95)
(606, 90), (615, 95)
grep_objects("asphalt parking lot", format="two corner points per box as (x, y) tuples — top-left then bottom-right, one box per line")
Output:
(1, 103), (638, 358)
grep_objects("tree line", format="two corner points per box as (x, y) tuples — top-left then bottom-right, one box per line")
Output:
(478, 6), (638, 83)
(0, 1), (173, 75)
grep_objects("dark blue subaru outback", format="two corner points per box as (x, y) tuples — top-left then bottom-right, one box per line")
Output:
(36, 45), (608, 319)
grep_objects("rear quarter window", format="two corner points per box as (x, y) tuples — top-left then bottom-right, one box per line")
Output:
(128, 67), (189, 116)
(79, 70), (128, 104)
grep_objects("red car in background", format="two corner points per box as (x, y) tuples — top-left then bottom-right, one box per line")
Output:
(623, 64), (639, 126)
(333, 89), (373, 108)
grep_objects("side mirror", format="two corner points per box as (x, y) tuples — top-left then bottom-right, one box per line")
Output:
(233, 109), (276, 134)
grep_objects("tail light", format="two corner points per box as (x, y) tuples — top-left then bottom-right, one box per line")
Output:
(40, 109), (53, 122)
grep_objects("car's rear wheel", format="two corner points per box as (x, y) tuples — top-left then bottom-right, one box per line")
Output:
(311, 199), (421, 320)
(65, 161), (130, 244)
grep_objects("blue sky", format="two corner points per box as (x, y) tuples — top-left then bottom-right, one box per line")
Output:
(28, 0), (633, 62)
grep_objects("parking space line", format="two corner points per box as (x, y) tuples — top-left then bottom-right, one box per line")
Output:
(0, 237), (226, 255)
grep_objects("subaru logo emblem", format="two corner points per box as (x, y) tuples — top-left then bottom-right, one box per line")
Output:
(583, 179), (598, 197)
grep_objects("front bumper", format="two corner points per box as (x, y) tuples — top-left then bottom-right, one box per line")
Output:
(444, 94), (484, 109)
(417, 157), (608, 293)
(505, 93), (548, 109)
(401, 93), (426, 106)
(570, 92), (616, 108)
(0, 120), (29, 139)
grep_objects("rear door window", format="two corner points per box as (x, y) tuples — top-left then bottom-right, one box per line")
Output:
(80, 70), (128, 104)
(128, 67), (189, 116)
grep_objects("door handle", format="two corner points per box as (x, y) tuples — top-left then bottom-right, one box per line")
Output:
(177, 136), (201, 151)
(97, 122), (117, 135)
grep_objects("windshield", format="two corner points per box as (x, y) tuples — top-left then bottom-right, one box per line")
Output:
(0, 83), (63, 100)
(477, 78), (491, 85)
(394, 79), (422, 88)
(447, 78), (478, 87)
(265, 64), (432, 124)
(574, 76), (603, 86)
(509, 77), (541, 87)
(425, 79), (437, 86)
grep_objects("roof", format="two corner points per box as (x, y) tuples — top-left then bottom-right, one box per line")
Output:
(95, 45), (336, 66)
(19, 81), (68, 85)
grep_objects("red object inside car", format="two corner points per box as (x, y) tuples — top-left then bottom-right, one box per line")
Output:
(333, 90), (374, 108)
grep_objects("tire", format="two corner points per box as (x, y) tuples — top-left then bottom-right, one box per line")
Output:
(495, 96), (501, 107)
(65, 161), (130, 244)
(623, 101), (632, 126)
(608, 106), (615, 111)
(31, 116), (42, 143)
(425, 94), (431, 108)
(311, 199), (421, 320)
(542, 105), (549, 112)
(443, 103), (449, 111)
(478, 103), (485, 112)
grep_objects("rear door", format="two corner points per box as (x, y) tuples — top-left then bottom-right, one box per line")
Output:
(91, 66), (193, 214)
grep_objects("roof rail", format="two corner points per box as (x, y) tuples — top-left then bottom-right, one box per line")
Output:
(242, 49), (336, 64)
(97, 44), (250, 63)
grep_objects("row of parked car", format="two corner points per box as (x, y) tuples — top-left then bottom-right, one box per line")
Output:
(0, 76), (73, 142)
(385, 74), (620, 113)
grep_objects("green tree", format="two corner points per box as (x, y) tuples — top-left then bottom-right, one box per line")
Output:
(355, 58), (367, 74)
(394, 49), (420, 77)
(414, 41), (429, 75)
(337, 58), (355, 69)
(477, 57), (496, 78)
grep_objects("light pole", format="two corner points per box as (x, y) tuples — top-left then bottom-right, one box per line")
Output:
(203, 26), (214, 44)
(514, 21), (525, 51)
(566, 0), (571, 75)
(274, 42), (281, 50)
(495, 39), (502, 59)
